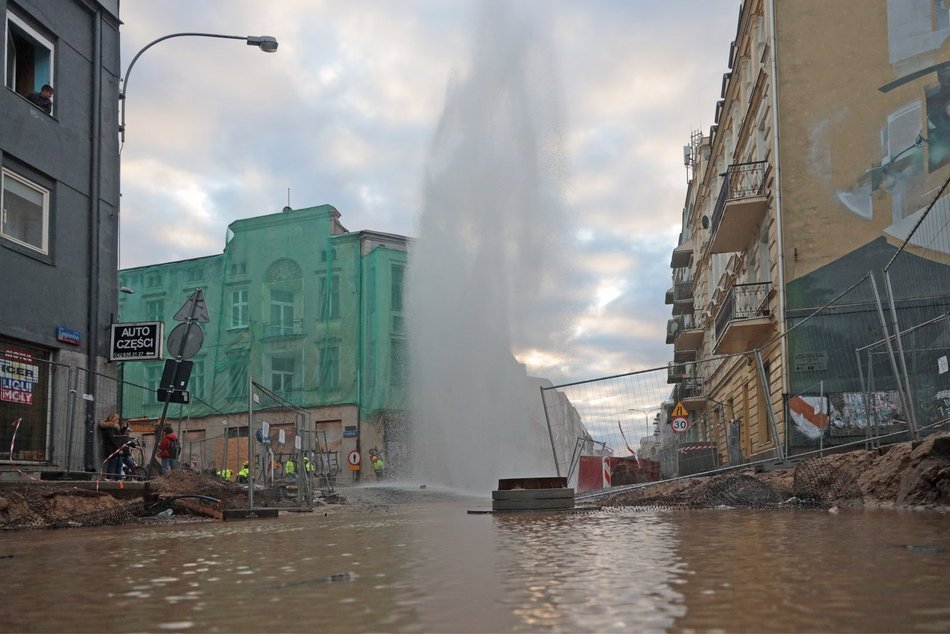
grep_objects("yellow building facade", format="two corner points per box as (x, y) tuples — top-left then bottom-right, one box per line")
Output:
(667, 0), (950, 464)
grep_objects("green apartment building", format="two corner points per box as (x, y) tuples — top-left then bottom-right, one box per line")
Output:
(118, 205), (409, 475)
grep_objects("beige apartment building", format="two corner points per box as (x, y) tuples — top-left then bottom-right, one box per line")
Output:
(666, 0), (950, 465)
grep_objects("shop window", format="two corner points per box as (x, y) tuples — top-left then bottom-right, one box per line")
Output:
(5, 11), (55, 112)
(0, 339), (51, 462)
(1, 167), (49, 254)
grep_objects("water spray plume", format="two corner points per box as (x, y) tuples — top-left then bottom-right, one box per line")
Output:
(406, 2), (568, 490)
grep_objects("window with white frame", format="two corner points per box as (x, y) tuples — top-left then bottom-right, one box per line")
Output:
(230, 288), (249, 328)
(190, 358), (204, 400)
(270, 356), (296, 395)
(145, 363), (162, 390)
(319, 274), (340, 320)
(1, 168), (49, 254)
(269, 289), (296, 335)
(145, 299), (164, 322)
(391, 264), (405, 312)
(5, 11), (54, 108)
(318, 340), (340, 389)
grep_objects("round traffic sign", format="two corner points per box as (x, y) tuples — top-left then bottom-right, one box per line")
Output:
(347, 450), (361, 466)
(670, 417), (690, 433)
(166, 323), (204, 359)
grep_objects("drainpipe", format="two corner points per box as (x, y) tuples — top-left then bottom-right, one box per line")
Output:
(767, 0), (790, 444)
(84, 8), (103, 471)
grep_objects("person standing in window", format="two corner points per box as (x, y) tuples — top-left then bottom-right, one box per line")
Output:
(27, 84), (54, 114)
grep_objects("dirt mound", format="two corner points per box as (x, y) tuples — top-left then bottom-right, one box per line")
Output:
(0, 486), (133, 530)
(602, 432), (950, 511)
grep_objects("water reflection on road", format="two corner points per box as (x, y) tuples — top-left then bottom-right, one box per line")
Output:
(1, 485), (948, 633)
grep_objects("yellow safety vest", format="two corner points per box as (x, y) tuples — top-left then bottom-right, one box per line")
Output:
(285, 460), (296, 474)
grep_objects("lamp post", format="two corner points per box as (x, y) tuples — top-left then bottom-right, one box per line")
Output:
(119, 32), (278, 142)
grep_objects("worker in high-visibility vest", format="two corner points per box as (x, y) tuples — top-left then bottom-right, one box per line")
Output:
(237, 462), (249, 484)
(284, 457), (296, 480)
(303, 455), (314, 475)
(217, 466), (233, 480)
(372, 454), (385, 480)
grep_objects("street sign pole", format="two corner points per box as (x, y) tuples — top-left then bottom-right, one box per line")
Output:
(147, 288), (209, 476)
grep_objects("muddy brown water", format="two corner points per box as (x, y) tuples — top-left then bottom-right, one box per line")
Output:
(1, 485), (948, 633)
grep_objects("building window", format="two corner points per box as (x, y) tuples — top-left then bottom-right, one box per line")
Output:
(1, 167), (49, 254)
(4, 11), (55, 109)
(390, 337), (407, 387)
(190, 359), (204, 401)
(230, 289), (249, 328)
(391, 264), (405, 312)
(319, 341), (340, 389)
(269, 289), (296, 335)
(392, 315), (404, 333)
(368, 264), (377, 314)
(230, 262), (246, 276)
(145, 299), (164, 322)
(145, 273), (162, 288)
(271, 356), (296, 395)
(188, 266), (202, 282)
(320, 274), (340, 320)
(145, 363), (162, 390)
(229, 365), (247, 398)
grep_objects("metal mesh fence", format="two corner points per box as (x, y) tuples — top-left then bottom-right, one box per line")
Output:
(248, 380), (315, 508)
(540, 355), (749, 490)
(882, 177), (950, 436)
(783, 273), (912, 456)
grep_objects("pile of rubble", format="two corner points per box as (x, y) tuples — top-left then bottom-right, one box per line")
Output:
(601, 432), (950, 511)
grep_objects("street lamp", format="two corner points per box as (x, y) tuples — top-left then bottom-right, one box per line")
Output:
(119, 32), (279, 142)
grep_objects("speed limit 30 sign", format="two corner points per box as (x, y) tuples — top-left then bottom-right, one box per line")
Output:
(670, 417), (690, 433)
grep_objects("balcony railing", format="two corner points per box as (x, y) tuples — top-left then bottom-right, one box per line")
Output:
(680, 378), (705, 401)
(262, 319), (305, 338)
(709, 161), (769, 253)
(667, 362), (687, 384)
(714, 282), (770, 340)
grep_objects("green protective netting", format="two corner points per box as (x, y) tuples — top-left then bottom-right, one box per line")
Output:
(118, 205), (409, 425)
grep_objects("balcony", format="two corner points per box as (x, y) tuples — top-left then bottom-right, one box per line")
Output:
(674, 312), (705, 354)
(667, 362), (687, 384)
(670, 244), (693, 268)
(664, 287), (674, 305)
(262, 319), (305, 339)
(709, 161), (770, 254)
(671, 281), (694, 316)
(679, 378), (707, 411)
(666, 318), (679, 345)
(713, 282), (772, 354)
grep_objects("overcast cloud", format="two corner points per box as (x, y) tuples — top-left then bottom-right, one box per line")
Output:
(119, 0), (740, 386)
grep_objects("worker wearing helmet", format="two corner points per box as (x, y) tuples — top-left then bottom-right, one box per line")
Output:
(237, 461), (250, 484)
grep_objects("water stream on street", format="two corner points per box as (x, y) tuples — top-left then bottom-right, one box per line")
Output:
(1, 486), (948, 633)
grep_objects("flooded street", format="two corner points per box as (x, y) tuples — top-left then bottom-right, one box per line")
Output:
(1, 485), (949, 633)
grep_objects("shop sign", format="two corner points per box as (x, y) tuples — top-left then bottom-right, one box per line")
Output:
(110, 322), (164, 361)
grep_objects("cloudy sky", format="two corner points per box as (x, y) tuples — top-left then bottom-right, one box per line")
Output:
(119, 1), (740, 387)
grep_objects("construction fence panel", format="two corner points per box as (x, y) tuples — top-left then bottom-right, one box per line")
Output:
(249, 380), (314, 507)
(783, 273), (913, 457)
(882, 187), (950, 437)
(539, 356), (735, 492)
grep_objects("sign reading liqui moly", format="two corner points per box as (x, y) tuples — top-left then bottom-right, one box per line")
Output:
(0, 349), (39, 405)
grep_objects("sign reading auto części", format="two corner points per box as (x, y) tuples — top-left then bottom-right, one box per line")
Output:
(109, 322), (164, 361)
